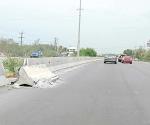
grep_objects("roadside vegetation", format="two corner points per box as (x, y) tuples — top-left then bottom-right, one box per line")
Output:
(3, 58), (23, 78)
(80, 48), (97, 57)
(0, 38), (67, 57)
(123, 47), (150, 61)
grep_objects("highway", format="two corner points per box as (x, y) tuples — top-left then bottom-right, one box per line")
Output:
(0, 60), (150, 125)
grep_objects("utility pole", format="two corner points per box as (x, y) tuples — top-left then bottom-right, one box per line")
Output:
(54, 37), (60, 56)
(77, 0), (82, 57)
(34, 38), (40, 45)
(19, 32), (24, 46)
(54, 37), (58, 52)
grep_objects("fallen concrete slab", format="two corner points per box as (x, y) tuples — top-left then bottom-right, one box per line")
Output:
(23, 65), (57, 81)
(16, 67), (34, 86)
(16, 64), (58, 88)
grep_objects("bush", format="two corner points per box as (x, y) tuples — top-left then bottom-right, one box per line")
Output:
(80, 48), (97, 57)
(0, 39), (67, 57)
(123, 49), (133, 56)
(3, 58), (23, 77)
(144, 50), (150, 61)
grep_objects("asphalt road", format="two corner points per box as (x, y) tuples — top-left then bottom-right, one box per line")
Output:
(1, 60), (150, 125)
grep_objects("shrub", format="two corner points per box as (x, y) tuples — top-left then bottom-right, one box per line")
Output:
(80, 48), (97, 57)
(123, 49), (133, 56)
(3, 58), (23, 76)
(144, 50), (150, 61)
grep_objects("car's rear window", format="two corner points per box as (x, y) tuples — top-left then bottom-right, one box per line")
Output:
(105, 54), (116, 57)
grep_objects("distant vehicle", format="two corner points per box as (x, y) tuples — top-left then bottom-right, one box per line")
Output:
(59, 52), (68, 57)
(30, 50), (42, 58)
(104, 54), (117, 64)
(121, 56), (133, 64)
(68, 47), (77, 57)
(118, 54), (126, 62)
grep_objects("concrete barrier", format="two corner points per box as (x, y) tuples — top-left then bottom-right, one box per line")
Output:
(26, 57), (101, 66)
(16, 64), (59, 88)
(23, 65), (57, 82)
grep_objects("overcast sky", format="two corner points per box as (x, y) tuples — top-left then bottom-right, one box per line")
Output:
(0, 0), (150, 53)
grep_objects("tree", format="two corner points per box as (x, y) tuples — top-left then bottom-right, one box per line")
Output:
(80, 48), (97, 57)
(0, 38), (67, 57)
(123, 49), (133, 56)
(144, 50), (150, 61)
(134, 47), (146, 60)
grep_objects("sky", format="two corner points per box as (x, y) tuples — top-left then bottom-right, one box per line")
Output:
(0, 0), (150, 54)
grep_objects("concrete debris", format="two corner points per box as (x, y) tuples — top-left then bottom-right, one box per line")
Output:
(13, 83), (21, 89)
(0, 76), (10, 86)
(33, 79), (53, 88)
(8, 78), (18, 85)
(16, 67), (34, 86)
(16, 64), (59, 88)
(24, 65), (53, 79)
(33, 75), (59, 88)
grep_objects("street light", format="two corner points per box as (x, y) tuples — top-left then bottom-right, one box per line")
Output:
(77, 0), (82, 57)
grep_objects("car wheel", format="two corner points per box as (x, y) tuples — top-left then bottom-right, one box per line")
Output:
(130, 62), (132, 64)
(104, 61), (106, 64)
(114, 61), (117, 64)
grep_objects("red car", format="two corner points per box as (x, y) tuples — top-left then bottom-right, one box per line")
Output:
(121, 56), (133, 64)
(118, 54), (126, 62)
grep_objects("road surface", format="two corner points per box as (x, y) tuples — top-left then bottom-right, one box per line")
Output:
(1, 60), (150, 125)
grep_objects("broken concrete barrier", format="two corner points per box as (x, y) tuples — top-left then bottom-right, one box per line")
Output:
(16, 67), (34, 86)
(16, 64), (58, 88)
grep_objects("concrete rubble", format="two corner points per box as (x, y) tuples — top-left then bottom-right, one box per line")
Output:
(16, 64), (59, 88)
(0, 76), (10, 86)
